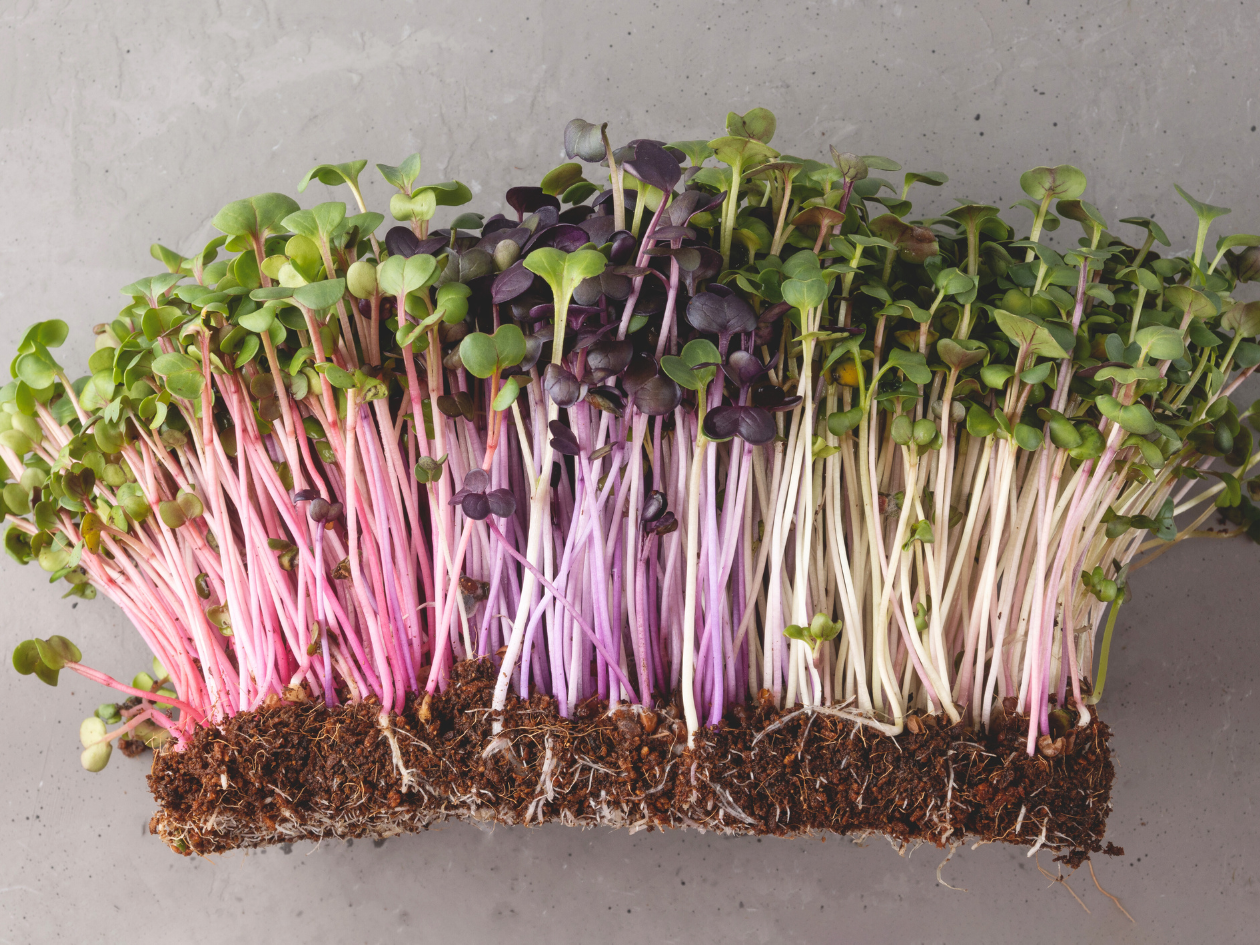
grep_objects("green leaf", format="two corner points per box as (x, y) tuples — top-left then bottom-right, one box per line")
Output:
(492, 376), (522, 411)
(1096, 393), (1155, 435)
(1215, 233), (1260, 254)
(1056, 198), (1109, 232)
(292, 278), (346, 311)
(667, 140), (715, 166)
(1174, 184), (1231, 228)
(1013, 423), (1043, 451)
(781, 278), (828, 312)
(299, 160), (368, 193)
(421, 180), (474, 207)
(3, 483), (30, 515)
(903, 519), (934, 550)
(783, 623), (810, 644)
(564, 249), (607, 286)
(377, 254), (440, 298)
(726, 107), (777, 144)
(165, 371), (205, 400)
(1164, 285), (1217, 320)
(12, 639), (41, 675)
(151, 353), (197, 376)
(37, 320), (69, 348)
(14, 353), (57, 389)
(681, 339), (721, 371)
(158, 500), (187, 529)
(966, 404), (999, 438)
(1120, 216), (1170, 246)
(1222, 301), (1260, 339)
(317, 363), (356, 389)
(212, 193), (301, 239)
(1019, 165), (1087, 201)
(390, 189), (437, 223)
(540, 162), (585, 196)
(459, 332), (499, 379)
(35, 635), (81, 670)
(660, 355), (701, 391)
(827, 406), (863, 436)
(993, 309), (1069, 359)
(884, 348), (931, 385)
(1019, 361), (1053, 385)
(904, 170), (948, 190)
(860, 155), (902, 172)
(708, 136), (779, 169)
(980, 363), (1016, 390)
(375, 154), (422, 192)
(1134, 325), (1185, 360)
(1153, 497), (1177, 541)
(493, 324), (527, 368)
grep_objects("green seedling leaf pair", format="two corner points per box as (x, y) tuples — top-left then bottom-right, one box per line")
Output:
(1102, 498), (1176, 542)
(459, 325), (527, 380)
(661, 340), (722, 393)
(12, 635), (81, 686)
(783, 613), (841, 652)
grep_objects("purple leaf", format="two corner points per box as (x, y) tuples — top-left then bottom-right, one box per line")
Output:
(524, 206), (560, 231)
(572, 275), (604, 306)
(308, 497), (331, 522)
(506, 187), (560, 220)
(600, 271), (633, 300)
(593, 188), (637, 213)
(621, 351), (658, 393)
(703, 405), (777, 445)
(486, 488), (517, 518)
(646, 510), (678, 535)
(586, 338), (633, 382)
(650, 225), (695, 242)
(608, 230), (638, 265)
(687, 292), (758, 337)
(461, 492), (491, 521)
(385, 226), (421, 258)
(633, 374), (683, 416)
(450, 468), (490, 505)
(579, 214), (617, 246)
(543, 363), (583, 407)
(559, 206), (595, 225)
(641, 490), (667, 523)
(548, 420), (581, 456)
(666, 189), (726, 227)
(491, 261), (536, 304)
(623, 140), (682, 196)
(724, 350), (769, 388)
(481, 214), (518, 236)
(476, 226), (529, 253)
(680, 246), (723, 296)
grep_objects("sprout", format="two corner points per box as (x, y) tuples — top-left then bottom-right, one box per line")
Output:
(3, 105), (1256, 796)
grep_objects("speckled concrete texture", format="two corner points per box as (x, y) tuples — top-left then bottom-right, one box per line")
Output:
(2, 1), (1259, 942)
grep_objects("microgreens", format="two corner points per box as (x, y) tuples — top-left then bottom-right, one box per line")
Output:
(4, 108), (1258, 771)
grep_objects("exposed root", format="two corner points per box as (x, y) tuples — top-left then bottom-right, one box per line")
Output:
(1036, 854), (1090, 914)
(1089, 859), (1136, 923)
(148, 662), (1114, 861)
(935, 842), (966, 891)
(377, 712), (420, 794)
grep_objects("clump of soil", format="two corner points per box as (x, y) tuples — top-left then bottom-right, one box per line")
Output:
(149, 661), (1114, 865)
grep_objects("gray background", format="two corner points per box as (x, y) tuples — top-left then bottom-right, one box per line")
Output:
(2, 0), (1259, 941)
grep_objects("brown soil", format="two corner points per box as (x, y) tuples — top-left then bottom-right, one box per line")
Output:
(149, 661), (1114, 866)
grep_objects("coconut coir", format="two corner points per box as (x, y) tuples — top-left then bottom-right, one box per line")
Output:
(149, 661), (1114, 865)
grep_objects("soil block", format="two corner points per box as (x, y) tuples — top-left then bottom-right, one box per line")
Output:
(149, 661), (1114, 865)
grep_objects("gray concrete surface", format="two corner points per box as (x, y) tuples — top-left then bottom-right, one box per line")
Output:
(3, 0), (1259, 941)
